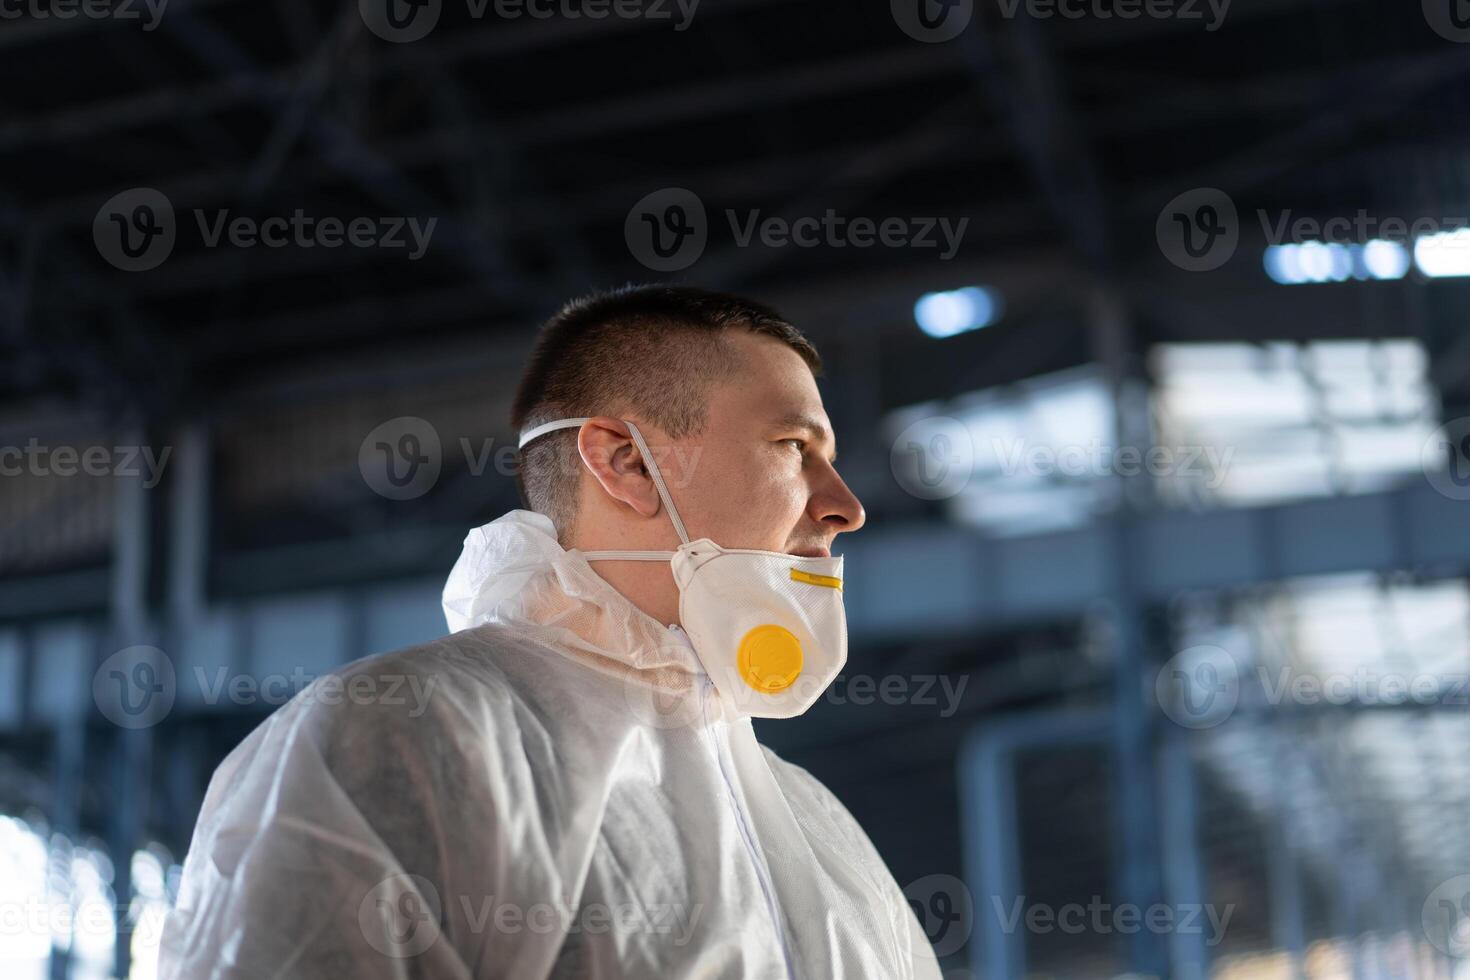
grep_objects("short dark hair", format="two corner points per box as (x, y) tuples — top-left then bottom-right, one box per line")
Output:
(511, 284), (822, 537)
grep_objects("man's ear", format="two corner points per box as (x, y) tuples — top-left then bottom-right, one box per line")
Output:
(576, 417), (661, 518)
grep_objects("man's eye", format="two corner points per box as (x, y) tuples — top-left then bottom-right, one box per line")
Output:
(782, 438), (806, 453)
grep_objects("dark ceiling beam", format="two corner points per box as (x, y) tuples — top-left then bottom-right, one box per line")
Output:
(27, 37), (1457, 232)
(1121, 43), (1470, 210)
(154, 243), (1078, 368)
(0, 0), (234, 50)
(28, 106), (994, 310)
(0, 0), (1365, 155)
(669, 92), (981, 289)
(1060, 0), (1361, 48)
(0, 207), (180, 414)
(159, 6), (534, 303)
(958, 9), (1111, 268)
(419, 58), (603, 295)
(0, 0), (796, 151)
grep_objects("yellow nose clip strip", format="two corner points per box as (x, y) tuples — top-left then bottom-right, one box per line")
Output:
(790, 568), (842, 590)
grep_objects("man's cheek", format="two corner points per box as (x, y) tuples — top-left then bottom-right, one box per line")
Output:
(724, 477), (796, 550)
(770, 482), (813, 548)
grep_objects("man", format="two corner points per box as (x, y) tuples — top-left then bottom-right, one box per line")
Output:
(161, 285), (941, 978)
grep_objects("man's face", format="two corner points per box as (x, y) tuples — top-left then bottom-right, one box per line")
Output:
(663, 330), (865, 556)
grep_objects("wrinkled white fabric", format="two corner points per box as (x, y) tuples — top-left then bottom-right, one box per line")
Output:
(160, 509), (941, 979)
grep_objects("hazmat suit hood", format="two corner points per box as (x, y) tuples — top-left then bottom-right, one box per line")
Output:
(442, 509), (698, 672)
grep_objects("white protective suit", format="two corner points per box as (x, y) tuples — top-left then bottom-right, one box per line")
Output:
(160, 509), (942, 979)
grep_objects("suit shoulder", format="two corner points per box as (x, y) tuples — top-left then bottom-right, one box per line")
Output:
(284, 624), (525, 748)
(759, 743), (864, 830)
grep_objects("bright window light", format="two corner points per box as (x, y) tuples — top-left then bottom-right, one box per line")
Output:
(1413, 228), (1470, 278)
(1264, 240), (1409, 284)
(914, 286), (1000, 338)
(1151, 338), (1435, 508)
(1362, 239), (1411, 280)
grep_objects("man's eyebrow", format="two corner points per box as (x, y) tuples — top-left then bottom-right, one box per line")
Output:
(772, 412), (838, 463)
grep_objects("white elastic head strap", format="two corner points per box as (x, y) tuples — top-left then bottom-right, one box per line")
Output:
(517, 417), (690, 561)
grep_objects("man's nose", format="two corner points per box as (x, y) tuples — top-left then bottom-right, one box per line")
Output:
(812, 469), (866, 534)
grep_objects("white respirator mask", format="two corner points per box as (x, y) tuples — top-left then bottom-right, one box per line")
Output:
(518, 417), (848, 720)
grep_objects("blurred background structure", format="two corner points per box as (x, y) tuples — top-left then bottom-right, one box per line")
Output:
(4, 0), (1470, 977)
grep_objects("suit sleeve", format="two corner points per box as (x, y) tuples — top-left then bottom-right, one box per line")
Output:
(159, 655), (483, 980)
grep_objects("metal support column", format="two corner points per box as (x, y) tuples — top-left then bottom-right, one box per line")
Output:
(47, 653), (83, 980)
(960, 708), (1112, 979)
(1091, 284), (1169, 978)
(107, 421), (155, 980)
(1266, 777), (1308, 979)
(1159, 733), (1210, 980)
